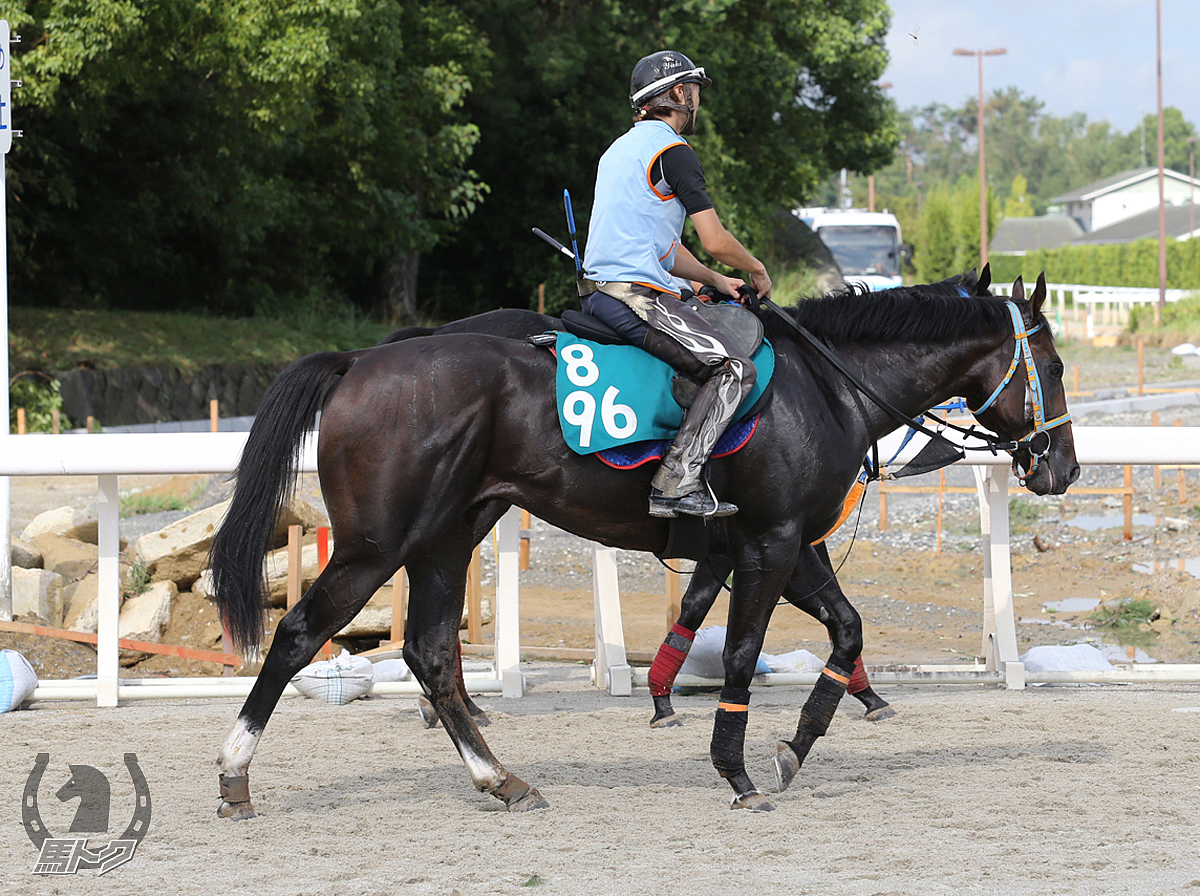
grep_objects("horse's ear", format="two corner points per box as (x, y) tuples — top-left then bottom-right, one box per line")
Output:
(1030, 272), (1048, 316)
(975, 263), (992, 295)
(1011, 275), (1026, 301)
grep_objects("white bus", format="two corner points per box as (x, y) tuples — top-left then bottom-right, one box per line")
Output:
(795, 207), (905, 291)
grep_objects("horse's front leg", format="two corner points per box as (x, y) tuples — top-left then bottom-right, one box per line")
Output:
(647, 557), (732, 728)
(712, 537), (798, 811)
(781, 542), (895, 723)
(772, 542), (867, 792)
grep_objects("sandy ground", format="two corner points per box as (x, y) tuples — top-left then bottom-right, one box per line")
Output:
(2, 669), (1200, 895)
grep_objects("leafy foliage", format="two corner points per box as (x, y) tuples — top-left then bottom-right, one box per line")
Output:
(2, 0), (488, 319)
(8, 372), (67, 432)
(993, 239), (1200, 294)
(0, 0), (897, 322)
(362, 0), (898, 314)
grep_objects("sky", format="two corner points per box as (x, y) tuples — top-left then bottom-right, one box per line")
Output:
(881, 0), (1200, 133)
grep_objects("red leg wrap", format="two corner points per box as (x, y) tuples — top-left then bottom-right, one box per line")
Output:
(847, 656), (870, 695)
(648, 624), (695, 697)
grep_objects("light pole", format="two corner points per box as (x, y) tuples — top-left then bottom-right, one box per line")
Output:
(867, 82), (893, 213)
(953, 47), (1007, 266)
(1188, 135), (1198, 237)
(1155, 0), (1166, 321)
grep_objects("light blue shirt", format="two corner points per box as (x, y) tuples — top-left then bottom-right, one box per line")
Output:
(584, 120), (689, 296)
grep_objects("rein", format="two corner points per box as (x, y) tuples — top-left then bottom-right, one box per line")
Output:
(755, 294), (1064, 485)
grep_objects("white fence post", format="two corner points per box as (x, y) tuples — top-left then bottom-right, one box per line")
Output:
(973, 465), (1024, 689)
(591, 544), (631, 696)
(96, 474), (121, 707)
(494, 507), (523, 697)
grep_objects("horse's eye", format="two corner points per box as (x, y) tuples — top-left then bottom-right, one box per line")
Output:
(1047, 362), (1064, 379)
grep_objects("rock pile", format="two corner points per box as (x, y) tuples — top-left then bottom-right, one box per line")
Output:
(8, 491), (491, 667)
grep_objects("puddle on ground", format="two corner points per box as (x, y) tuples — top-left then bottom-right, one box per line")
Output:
(1094, 641), (1157, 664)
(1043, 597), (1102, 613)
(1133, 558), (1200, 579)
(1066, 513), (1157, 531)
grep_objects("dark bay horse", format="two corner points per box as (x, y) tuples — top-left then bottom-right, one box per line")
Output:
(380, 305), (896, 728)
(210, 272), (1078, 816)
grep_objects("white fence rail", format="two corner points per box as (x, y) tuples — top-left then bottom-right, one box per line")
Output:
(1, 425), (1198, 705)
(992, 281), (1193, 335)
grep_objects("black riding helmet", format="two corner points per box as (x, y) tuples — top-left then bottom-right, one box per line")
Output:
(628, 50), (712, 110)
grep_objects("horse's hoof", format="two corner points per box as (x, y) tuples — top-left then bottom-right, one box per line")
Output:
(217, 800), (257, 820)
(730, 790), (775, 811)
(865, 705), (897, 722)
(507, 787), (550, 812)
(471, 710), (492, 728)
(650, 712), (682, 729)
(773, 741), (801, 792)
(417, 696), (440, 729)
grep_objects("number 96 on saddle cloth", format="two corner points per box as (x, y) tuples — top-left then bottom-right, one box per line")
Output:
(553, 332), (774, 455)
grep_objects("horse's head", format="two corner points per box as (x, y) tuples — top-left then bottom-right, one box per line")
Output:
(966, 273), (1080, 496)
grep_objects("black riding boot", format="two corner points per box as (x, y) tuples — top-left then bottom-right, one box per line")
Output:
(648, 362), (742, 518)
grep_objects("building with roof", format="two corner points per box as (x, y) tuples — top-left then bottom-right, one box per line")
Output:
(990, 167), (1200, 256)
(1049, 167), (1200, 233)
(990, 215), (1084, 256)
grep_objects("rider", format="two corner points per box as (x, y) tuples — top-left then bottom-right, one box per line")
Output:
(581, 50), (773, 519)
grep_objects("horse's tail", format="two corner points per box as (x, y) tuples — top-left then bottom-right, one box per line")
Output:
(209, 349), (368, 656)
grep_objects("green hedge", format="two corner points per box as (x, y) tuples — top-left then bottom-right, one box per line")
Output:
(991, 237), (1200, 288)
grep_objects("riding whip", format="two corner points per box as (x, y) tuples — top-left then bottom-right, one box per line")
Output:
(531, 227), (577, 262)
(563, 189), (583, 279)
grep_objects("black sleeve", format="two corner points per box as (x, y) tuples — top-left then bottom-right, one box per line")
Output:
(654, 144), (714, 216)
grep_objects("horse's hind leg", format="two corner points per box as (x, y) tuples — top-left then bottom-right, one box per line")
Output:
(647, 557), (731, 728)
(404, 520), (547, 811)
(418, 640), (491, 729)
(215, 550), (397, 819)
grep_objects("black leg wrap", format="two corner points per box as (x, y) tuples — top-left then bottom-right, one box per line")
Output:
(794, 663), (851, 741)
(710, 686), (751, 779)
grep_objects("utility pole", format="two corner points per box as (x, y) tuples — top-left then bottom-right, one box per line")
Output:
(953, 47), (1007, 266)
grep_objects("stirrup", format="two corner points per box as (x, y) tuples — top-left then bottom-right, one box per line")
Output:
(648, 487), (737, 519)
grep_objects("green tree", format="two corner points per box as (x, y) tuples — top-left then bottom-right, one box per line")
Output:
(915, 184), (955, 282)
(2, 0), (489, 319)
(1003, 175), (1034, 218)
(422, 0), (899, 315)
(1117, 108), (1197, 173)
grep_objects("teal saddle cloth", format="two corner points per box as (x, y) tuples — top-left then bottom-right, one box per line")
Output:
(553, 332), (774, 457)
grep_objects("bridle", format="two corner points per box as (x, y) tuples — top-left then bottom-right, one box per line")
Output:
(968, 301), (1072, 485)
(752, 292), (1069, 486)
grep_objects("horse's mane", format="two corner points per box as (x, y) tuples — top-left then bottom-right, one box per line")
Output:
(764, 272), (1034, 347)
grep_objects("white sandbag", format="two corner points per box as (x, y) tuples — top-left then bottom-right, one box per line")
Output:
(291, 649), (375, 704)
(678, 626), (771, 679)
(1170, 342), (1197, 356)
(1019, 643), (1115, 672)
(371, 658), (410, 682)
(763, 648), (825, 674)
(0, 649), (39, 711)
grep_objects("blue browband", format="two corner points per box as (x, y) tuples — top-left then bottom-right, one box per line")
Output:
(969, 301), (1072, 482)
